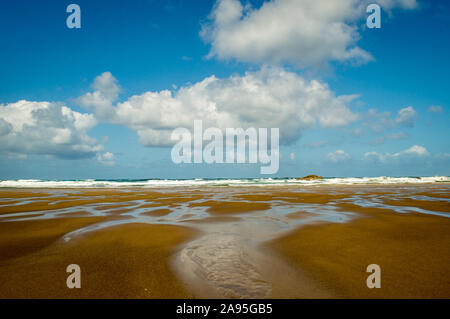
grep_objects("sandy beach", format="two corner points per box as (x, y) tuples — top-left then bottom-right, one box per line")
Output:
(0, 184), (449, 298)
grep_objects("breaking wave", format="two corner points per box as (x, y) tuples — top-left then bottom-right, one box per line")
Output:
(0, 176), (449, 188)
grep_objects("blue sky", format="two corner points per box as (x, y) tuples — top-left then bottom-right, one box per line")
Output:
(0, 0), (449, 179)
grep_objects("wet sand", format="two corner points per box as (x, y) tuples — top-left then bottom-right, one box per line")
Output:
(0, 185), (449, 298)
(0, 221), (196, 298)
(268, 206), (450, 298)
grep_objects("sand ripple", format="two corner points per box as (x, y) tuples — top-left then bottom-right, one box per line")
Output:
(178, 233), (272, 298)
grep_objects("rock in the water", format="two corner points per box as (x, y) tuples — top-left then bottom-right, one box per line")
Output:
(298, 174), (323, 180)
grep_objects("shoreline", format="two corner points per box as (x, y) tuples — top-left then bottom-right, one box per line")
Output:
(0, 176), (449, 190)
(0, 181), (449, 189)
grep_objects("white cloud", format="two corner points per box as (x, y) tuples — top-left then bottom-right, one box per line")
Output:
(78, 69), (359, 146)
(364, 151), (383, 161)
(366, 106), (417, 133)
(201, 0), (417, 68)
(364, 145), (429, 162)
(0, 100), (110, 163)
(427, 105), (443, 114)
(395, 106), (417, 127)
(327, 149), (350, 162)
(376, 0), (418, 10)
(399, 145), (429, 156)
(0, 118), (13, 136)
(77, 71), (120, 119)
(96, 151), (115, 166)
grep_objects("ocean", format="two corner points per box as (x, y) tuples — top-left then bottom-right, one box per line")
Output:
(0, 176), (448, 188)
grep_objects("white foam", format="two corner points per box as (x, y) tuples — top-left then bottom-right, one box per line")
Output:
(0, 176), (448, 188)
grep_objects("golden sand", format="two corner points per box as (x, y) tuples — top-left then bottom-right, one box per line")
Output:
(268, 203), (450, 298)
(0, 222), (196, 298)
(0, 217), (107, 261)
(0, 187), (448, 298)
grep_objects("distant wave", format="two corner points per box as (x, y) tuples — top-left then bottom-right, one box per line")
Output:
(0, 176), (449, 188)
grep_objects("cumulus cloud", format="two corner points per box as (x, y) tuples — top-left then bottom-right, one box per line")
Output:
(78, 69), (359, 146)
(201, 0), (417, 68)
(364, 145), (429, 162)
(366, 106), (417, 133)
(0, 118), (13, 136)
(395, 106), (417, 127)
(77, 71), (120, 119)
(327, 149), (351, 162)
(427, 105), (443, 114)
(96, 151), (115, 166)
(376, 0), (418, 10)
(0, 100), (112, 164)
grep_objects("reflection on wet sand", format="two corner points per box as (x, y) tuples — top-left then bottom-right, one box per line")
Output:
(0, 184), (449, 298)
